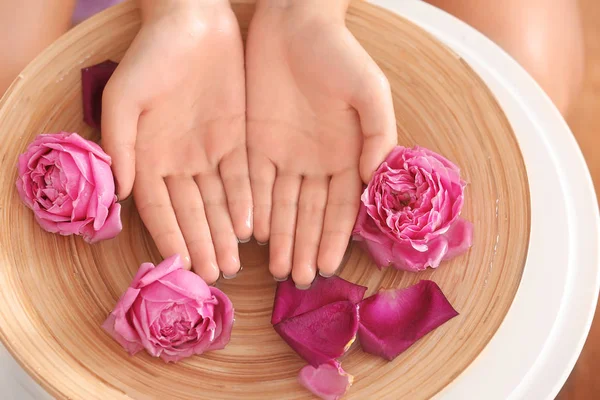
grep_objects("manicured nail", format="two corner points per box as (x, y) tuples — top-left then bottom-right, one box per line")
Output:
(295, 284), (311, 290)
(319, 271), (334, 278)
(238, 237), (251, 244)
(274, 276), (288, 282)
(257, 241), (268, 246)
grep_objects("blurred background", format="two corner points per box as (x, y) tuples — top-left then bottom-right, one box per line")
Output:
(432, 0), (599, 397)
(433, 0), (599, 397)
(555, 0), (599, 396)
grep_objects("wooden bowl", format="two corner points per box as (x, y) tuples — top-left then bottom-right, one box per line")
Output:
(0, 1), (529, 398)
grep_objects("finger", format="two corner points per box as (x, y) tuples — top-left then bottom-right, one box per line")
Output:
(101, 77), (140, 200)
(269, 174), (302, 280)
(249, 152), (276, 244)
(292, 176), (329, 288)
(196, 173), (241, 278)
(350, 65), (397, 183)
(134, 172), (190, 268)
(220, 146), (253, 242)
(165, 176), (219, 284)
(318, 169), (362, 277)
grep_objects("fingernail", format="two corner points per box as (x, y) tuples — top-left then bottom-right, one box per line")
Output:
(223, 273), (237, 280)
(295, 283), (311, 290)
(274, 276), (288, 282)
(319, 271), (335, 278)
(257, 241), (268, 246)
(238, 237), (251, 244)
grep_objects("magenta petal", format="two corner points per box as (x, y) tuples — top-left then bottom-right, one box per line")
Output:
(298, 361), (353, 400)
(358, 280), (458, 361)
(272, 276), (366, 325)
(274, 301), (359, 367)
(442, 218), (473, 260)
(81, 60), (118, 129)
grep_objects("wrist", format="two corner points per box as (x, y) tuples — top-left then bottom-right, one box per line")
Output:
(255, 0), (349, 21)
(138, 0), (231, 23)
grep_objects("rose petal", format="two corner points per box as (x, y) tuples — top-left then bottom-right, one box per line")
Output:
(272, 276), (366, 325)
(442, 218), (473, 260)
(81, 60), (118, 129)
(357, 280), (458, 360)
(88, 152), (116, 224)
(206, 287), (234, 351)
(84, 201), (122, 243)
(389, 236), (448, 271)
(137, 255), (185, 288)
(101, 313), (145, 356)
(274, 301), (359, 367)
(298, 361), (353, 400)
(101, 286), (144, 355)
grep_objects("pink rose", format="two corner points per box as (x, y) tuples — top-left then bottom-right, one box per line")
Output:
(352, 146), (473, 271)
(102, 255), (234, 363)
(15, 132), (122, 243)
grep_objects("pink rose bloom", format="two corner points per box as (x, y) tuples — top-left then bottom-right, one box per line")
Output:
(352, 146), (473, 271)
(102, 255), (234, 363)
(16, 132), (121, 243)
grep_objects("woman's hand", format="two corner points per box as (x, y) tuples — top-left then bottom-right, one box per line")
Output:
(246, 0), (397, 287)
(102, 0), (251, 283)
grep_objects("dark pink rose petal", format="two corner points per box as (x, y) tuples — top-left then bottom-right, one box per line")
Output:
(358, 280), (458, 360)
(274, 301), (359, 367)
(272, 276), (366, 325)
(81, 60), (118, 129)
(298, 361), (353, 400)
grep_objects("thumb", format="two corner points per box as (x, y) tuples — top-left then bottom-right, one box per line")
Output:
(100, 78), (139, 201)
(351, 65), (397, 184)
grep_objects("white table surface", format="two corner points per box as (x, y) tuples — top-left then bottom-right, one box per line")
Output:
(2, 1), (599, 399)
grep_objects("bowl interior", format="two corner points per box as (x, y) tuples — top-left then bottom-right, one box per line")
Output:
(0, 1), (529, 399)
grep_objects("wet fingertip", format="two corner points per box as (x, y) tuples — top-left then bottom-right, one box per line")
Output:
(295, 283), (311, 290)
(318, 270), (335, 278)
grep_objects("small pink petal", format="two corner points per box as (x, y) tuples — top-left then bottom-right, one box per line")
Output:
(274, 301), (359, 367)
(272, 276), (366, 325)
(298, 361), (353, 400)
(358, 280), (458, 360)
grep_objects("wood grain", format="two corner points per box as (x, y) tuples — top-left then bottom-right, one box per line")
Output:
(0, 1), (530, 399)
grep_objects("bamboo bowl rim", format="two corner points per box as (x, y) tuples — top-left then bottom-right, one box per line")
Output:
(0, 1), (530, 399)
